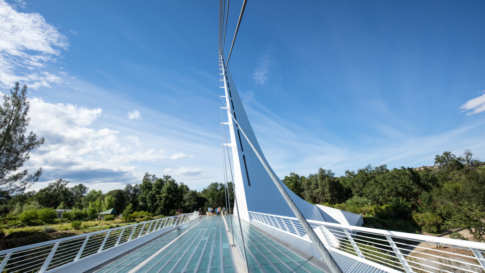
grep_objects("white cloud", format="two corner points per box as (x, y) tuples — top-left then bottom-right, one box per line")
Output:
(125, 135), (140, 146)
(14, 0), (25, 8)
(460, 92), (485, 115)
(0, 0), (67, 88)
(127, 110), (141, 120)
(163, 167), (204, 179)
(253, 51), (272, 85)
(26, 98), (189, 187)
(169, 153), (191, 160)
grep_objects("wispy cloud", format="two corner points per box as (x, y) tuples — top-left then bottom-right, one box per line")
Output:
(0, 0), (67, 88)
(253, 51), (272, 85)
(163, 167), (204, 179)
(127, 110), (141, 120)
(460, 91), (485, 115)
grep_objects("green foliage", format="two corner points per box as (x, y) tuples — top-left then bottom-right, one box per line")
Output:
(71, 221), (82, 230)
(282, 172), (304, 199)
(19, 210), (37, 223)
(37, 208), (56, 223)
(447, 202), (485, 241)
(122, 203), (134, 219)
(412, 212), (443, 233)
(43, 226), (56, 233)
(0, 83), (44, 194)
(449, 231), (467, 240)
(345, 196), (371, 208)
(104, 215), (115, 221)
(103, 195), (115, 211)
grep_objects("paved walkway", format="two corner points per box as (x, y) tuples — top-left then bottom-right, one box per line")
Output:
(93, 216), (327, 273)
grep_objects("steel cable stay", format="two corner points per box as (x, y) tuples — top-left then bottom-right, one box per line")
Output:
(218, 93), (343, 273)
(224, 0), (247, 70)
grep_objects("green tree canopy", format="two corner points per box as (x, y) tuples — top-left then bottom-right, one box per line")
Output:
(0, 83), (44, 193)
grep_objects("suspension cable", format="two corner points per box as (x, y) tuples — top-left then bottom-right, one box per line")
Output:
(225, 0), (247, 70)
(222, 0), (231, 54)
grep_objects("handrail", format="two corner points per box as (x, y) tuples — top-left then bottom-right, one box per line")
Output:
(249, 211), (485, 273)
(0, 212), (199, 273)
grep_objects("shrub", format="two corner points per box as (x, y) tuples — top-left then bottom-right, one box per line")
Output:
(450, 231), (467, 240)
(43, 226), (56, 233)
(71, 221), (82, 230)
(346, 196), (372, 208)
(412, 212), (443, 233)
(38, 208), (57, 223)
(62, 211), (74, 221)
(81, 223), (89, 229)
(19, 210), (38, 223)
(104, 215), (115, 221)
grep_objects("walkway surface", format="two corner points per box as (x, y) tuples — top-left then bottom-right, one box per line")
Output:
(92, 216), (327, 273)
(226, 216), (326, 273)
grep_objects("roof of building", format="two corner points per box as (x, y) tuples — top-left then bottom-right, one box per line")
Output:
(98, 208), (117, 215)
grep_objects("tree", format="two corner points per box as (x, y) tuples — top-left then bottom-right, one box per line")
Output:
(103, 195), (115, 211)
(82, 189), (104, 208)
(70, 184), (88, 208)
(282, 173), (303, 199)
(138, 173), (155, 211)
(158, 179), (179, 215)
(434, 151), (463, 172)
(107, 189), (127, 214)
(0, 83), (44, 193)
(124, 184), (140, 210)
(35, 179), (74, 208)
(449, 202), (485, 241)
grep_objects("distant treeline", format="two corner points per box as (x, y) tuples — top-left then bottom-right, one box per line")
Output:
(0, 173), (235, 219)
(283, 149), (485, 239)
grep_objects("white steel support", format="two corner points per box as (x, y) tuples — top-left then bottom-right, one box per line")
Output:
(128, 225), (137, 241)
(291, 220), (301, 236)
(281, 219), (290, 232)
(74, 235), (90, 261)
(343, 228), (365, 259)
(319, 225), (334, 248)
(138, 224), (146, 238)
(0, 252), (12, 272)
(115, 228), (125, 246)
(39, 242), (59, 273)
(472, 249), (485, 271)
(386, 235), (413, 273)
(98, 231), (111, 253)
(147, 221), (154, 234)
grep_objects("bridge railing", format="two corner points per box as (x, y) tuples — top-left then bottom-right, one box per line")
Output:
(0, 212), (197, 273)
(249, 211), (485, 273)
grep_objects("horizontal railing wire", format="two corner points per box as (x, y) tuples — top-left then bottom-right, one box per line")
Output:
(249, 211), (485, 273)
(0, 212), (198, 273)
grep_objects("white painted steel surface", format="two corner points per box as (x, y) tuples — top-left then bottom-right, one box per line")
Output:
(249, 211), (485, 273)
(220, 57), (362, 227)
(0, 212), (198, 273)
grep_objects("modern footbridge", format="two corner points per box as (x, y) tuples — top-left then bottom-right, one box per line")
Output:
(1, 2), (484, 272)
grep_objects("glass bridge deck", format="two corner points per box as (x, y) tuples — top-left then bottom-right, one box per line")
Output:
(92, 216), (326, 273)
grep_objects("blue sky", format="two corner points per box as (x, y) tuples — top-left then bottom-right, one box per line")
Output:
(1, 0), (485, 192)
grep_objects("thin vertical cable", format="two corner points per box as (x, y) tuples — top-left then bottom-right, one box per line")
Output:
(225, 0), (247, 70)
(222, 0), (231, 54)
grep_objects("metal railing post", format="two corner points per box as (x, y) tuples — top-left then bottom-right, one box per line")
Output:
(319, 225), (334, 247)
(147, 221), (154, 234)
(128, 224), (137, 241)
(74, 235), (90, 261)
(343, 228), (365, 259)
(273, 216), (283, 230)
(290, 220), (301, 236)
(386, 235), (413, 273)
(0, 252), (12, 272)
(138, 223), (146, 238)
(472, 249), (485, 270)
(98, 231), (111, 253)
(281, 218), (290, 232)
(115, 228), (125, 246)
(39, 242), (60, 273)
